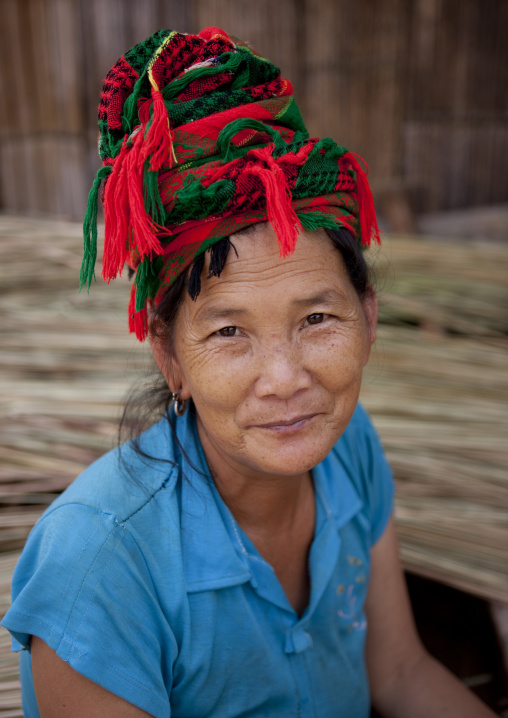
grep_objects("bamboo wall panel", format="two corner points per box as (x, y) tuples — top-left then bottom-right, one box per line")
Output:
(303, 0), (408, 182)
(0, 0), (86, 218)
(404, 124), (508, 212)
(0, 0), (507, 219)
(194, 0), (300, 86)
(403, 0), (508, 211)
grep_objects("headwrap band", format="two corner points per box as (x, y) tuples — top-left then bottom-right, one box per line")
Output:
(81, 27), (380, 340)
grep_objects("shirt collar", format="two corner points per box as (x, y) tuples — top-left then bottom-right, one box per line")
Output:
(312, 442), (363, 533)
(174, 409), (363, 594)
(176, 410), (252, 593)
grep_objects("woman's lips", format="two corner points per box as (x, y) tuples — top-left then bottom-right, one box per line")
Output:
(251, 414), (319, 435)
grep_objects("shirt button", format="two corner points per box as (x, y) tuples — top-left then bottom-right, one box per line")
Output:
(285, 627), (312, 653)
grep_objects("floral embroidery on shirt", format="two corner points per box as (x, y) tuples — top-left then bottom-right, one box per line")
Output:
(337, 556), (368, 632)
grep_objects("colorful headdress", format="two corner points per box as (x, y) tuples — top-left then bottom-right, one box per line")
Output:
(81, 27), (380, 340)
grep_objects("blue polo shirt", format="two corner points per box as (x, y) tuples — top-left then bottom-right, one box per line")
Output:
(2, 403), (394, 717)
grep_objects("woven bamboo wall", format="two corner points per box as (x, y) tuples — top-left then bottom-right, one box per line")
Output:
(0, 0), (506, 220)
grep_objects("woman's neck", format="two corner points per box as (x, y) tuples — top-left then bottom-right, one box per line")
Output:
(197, 416), (316, 615)
(197, 417), (314, 535)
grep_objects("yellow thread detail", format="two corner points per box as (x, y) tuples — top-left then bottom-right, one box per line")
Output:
(275, 97), (293, 120)
(237, 129), (260, 148)
(208, 31), (233, 44)
(148, 31), (177, 92)
(146, 32), (178, 166)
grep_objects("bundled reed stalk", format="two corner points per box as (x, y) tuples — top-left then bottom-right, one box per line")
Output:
(0, 218), (507, 711)
(361, 235), (508, 603)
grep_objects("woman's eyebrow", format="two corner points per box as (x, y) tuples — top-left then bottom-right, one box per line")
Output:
(195, 289), (349, 323)
(292, 289), (349, 307)
(195, 306), (248, 324)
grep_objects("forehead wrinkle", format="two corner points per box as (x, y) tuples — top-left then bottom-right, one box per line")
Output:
(187, 227), (351, 323)
(197, 263), (335, 308)
(204, 226), (333, 279)
(203, 248), (295, 282)
(204, 249), (335, 289)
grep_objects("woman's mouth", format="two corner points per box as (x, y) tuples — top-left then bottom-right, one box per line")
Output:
(252, 414), (319, 435)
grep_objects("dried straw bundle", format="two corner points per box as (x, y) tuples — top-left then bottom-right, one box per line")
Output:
(0, 218), (507, 612)
(362, 235), (508, 603)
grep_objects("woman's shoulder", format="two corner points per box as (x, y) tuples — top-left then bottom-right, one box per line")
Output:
(3, 414), (190, 612)
(334, 402), (390, 473)
(2, 415), (193, 660)
(45, 414), (182, 524)
(320, 402), (395, 544)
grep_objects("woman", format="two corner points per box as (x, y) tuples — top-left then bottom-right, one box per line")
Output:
(2, 27), (495, 717)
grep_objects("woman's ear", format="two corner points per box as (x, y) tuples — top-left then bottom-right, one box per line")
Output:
(362, 286), (378, 366)
(149, 321), (191, 400)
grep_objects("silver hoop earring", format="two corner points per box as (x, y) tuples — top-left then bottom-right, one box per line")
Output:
(171, 391), (188, 417)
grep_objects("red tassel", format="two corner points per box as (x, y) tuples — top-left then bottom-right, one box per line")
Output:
(201, 157), (242, 187)
(138, 97), (152, 125)
(247, 146), (302, 257)
(128, 282), (148, 341)
(142, 88), (176, 171)
(102, 129), (165, 282)
(341, 152), (381, 247)
(282, 141), (316, 166)
(125, 132), (164, 263)
(102, 139), (130, 281)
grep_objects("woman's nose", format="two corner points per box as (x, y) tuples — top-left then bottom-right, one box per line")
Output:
(254, 341), (312, 400)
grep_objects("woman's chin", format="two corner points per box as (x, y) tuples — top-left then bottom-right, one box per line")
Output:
(241, 423), (340, 478)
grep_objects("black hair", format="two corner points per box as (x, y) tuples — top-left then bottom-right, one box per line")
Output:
(118, 226), (372, 460)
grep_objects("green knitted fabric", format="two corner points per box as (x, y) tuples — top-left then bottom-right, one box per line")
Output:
(84, 26), (380, 340)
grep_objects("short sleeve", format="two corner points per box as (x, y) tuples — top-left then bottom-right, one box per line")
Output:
(362, 414), (395, 544)
(1, 503), (175, 718)
(340, 403), (396, 545)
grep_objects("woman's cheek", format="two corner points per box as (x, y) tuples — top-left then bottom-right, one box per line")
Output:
(186, 341), (254, 408)
(304, 325), (365, 386)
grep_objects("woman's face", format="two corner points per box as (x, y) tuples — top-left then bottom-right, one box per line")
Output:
(152, 225), (377, 481)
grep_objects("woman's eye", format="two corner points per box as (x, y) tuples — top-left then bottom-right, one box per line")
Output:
(217, 326), (237, 337)
(306, 313), (325, 325)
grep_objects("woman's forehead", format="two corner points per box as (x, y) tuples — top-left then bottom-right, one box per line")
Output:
(187, 226), (354, 315)
(206, 225), (342, 283)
